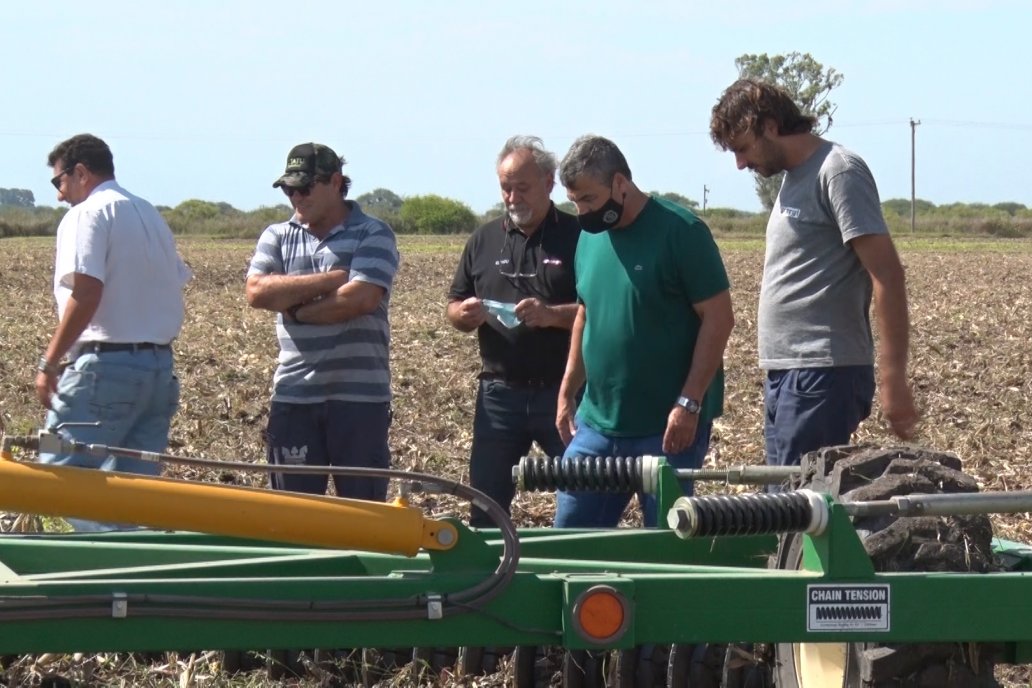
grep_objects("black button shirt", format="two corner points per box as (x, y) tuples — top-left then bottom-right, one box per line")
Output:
(448, 206), (580, 384)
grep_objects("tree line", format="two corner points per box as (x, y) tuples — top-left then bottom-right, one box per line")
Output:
(0, 188), (715, 239)
(3, 190), (1030, 240)
(3, 52), (1030, 239)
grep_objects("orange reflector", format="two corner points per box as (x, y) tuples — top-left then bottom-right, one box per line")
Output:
(574, 586), (628, 642)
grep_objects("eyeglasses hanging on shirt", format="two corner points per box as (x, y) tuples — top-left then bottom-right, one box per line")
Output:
(497, 209), (553, 279)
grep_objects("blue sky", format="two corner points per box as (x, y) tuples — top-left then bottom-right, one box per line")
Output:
(2, 0), (1029, 215)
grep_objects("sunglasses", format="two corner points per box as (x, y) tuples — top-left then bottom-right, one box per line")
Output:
(51, 164), (77, 190)
(282, 182), (315, 198)
(281, 176), (333, 198)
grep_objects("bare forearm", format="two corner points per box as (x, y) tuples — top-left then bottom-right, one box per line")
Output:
(682, 291), (734, 401)
(559, 306), (587, 398)
(544, 303), (579, 330)
(873, 276), (910, 376)
(850, 234), (910, 377)
(246, 270), (347, 312)
(447, 300), (476, 332)
(682, 319), (732, 402)
(296, 281), (385, 324)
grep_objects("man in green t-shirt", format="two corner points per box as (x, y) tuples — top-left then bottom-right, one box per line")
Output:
(554, 135), (735, 527)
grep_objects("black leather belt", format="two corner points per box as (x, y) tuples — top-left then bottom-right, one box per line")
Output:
(481, 374), (558, 388)
(79, 342), (172, 354)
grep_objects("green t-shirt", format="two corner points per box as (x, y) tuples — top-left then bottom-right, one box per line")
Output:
(575, 197), (730, 436)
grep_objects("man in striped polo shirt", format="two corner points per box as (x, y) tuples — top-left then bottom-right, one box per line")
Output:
(246, 143), (399, 499)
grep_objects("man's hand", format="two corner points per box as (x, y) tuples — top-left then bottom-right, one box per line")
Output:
(455, 297), (488, 329)
(35, 370), (58, 409)
(556, 393), (578, 446)
(662, 406), (699, 454)
(880, 374), (919, 440)
(515, 298), (553, 328)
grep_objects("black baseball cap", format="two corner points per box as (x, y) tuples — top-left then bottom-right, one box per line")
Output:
(272, 143), (343, 188)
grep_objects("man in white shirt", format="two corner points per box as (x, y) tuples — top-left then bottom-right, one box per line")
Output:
(37, 133), (192, 531)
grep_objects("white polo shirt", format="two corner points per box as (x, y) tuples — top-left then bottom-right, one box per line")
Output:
(54, 180), (192, 345)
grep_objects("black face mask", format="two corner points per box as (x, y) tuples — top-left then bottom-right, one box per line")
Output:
(578, 192), (625, 234)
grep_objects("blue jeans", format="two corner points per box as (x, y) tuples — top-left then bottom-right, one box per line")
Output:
(764, 366), (875, 467)
(265, 400), (391, 500)
(39, 348), (180, 532)
(554, 417), (712, 528)
(469, 379), (567, 527)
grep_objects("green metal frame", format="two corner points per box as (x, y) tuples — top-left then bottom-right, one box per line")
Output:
(1, 466), (1031, 661)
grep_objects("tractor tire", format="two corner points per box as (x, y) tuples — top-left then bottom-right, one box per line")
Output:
(361, 647), (404, 687)
(563, 649), (608, 687)
(266, 648), (305, 679)
(612, 644), (672, 686)
(457, 645), (510, 676)
(412, 645), (459, 682)
(513, 645), (563, 687)
(664, 643), (725, 687)
(772, 445), (1001, 688)
(723, 643), (772, 687)
(312, 648), (361, 685)
(221, 649), (264, 674)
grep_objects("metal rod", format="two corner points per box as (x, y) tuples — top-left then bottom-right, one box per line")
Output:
(910, 117), (921, 234)
(674, 465), (800, 484)
(847, 491), (1032, 518)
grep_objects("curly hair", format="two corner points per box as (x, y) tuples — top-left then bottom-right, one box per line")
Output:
(710, 79), (816, 150)
(47, 133), (115, 177)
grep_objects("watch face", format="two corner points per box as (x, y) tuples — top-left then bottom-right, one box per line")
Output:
(678, 396), (700, 413)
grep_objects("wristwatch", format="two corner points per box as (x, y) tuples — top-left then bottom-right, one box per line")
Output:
(37, 356), (61, 376)
(675, 395), (701, 414)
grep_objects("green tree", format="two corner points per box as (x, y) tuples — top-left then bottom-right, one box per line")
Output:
(882, 198), (936, 216)
(650, 191), (699, 210)
(735, 52), (844, 210)
(399, 195), (477, 235)
(478, 201), (506, 226)
(162, 199), (243, 235)
(172, 199), (223, 221)
(246, 204), (292, 228)
(355, 188), (404, 215)
(556, 201), (577, 215)
(356, 188), (405, 229)
(0, 188), (35, 207)
(992, 202), (1027, 216)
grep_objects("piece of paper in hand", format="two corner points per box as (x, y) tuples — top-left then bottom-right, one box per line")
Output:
(481, 299), (522, 328)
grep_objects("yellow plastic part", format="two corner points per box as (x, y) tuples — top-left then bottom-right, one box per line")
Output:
(0, 460), (457, 555)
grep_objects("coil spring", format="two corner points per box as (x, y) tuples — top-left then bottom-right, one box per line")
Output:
(516, 456), (645, 493)
(676, 491), (814, 537)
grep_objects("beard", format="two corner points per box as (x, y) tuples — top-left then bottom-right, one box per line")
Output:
(507, 204), (535, 227)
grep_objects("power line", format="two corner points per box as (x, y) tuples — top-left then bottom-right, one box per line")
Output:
(921, 119), (1032, 131)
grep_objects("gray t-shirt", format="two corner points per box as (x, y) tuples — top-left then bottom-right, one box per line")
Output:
(758, 140), (889, 370)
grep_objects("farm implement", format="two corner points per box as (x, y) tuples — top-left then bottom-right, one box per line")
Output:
(1, 428), (1032, 686)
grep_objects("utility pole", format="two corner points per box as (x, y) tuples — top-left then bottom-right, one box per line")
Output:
(910, 118), (921, 234)
(703, 185), (709, 216)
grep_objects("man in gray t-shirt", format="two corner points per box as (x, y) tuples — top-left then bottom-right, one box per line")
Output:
(710, 78), (918, 466)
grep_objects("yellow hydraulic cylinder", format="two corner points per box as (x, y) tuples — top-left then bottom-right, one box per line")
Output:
(0, 459), (456, 555)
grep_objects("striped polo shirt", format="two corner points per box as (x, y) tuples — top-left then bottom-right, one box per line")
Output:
(247, 202), (399, 404)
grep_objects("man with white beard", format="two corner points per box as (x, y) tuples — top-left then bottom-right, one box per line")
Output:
(447, 135), (581, 526)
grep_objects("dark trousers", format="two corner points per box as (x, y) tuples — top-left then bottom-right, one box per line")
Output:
(265, 400), (391, 500)
(764, 365), (875, 467)
(469, 379), (566, 527)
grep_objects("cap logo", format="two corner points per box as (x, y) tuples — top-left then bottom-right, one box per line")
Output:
(287, 157), (307, 168)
